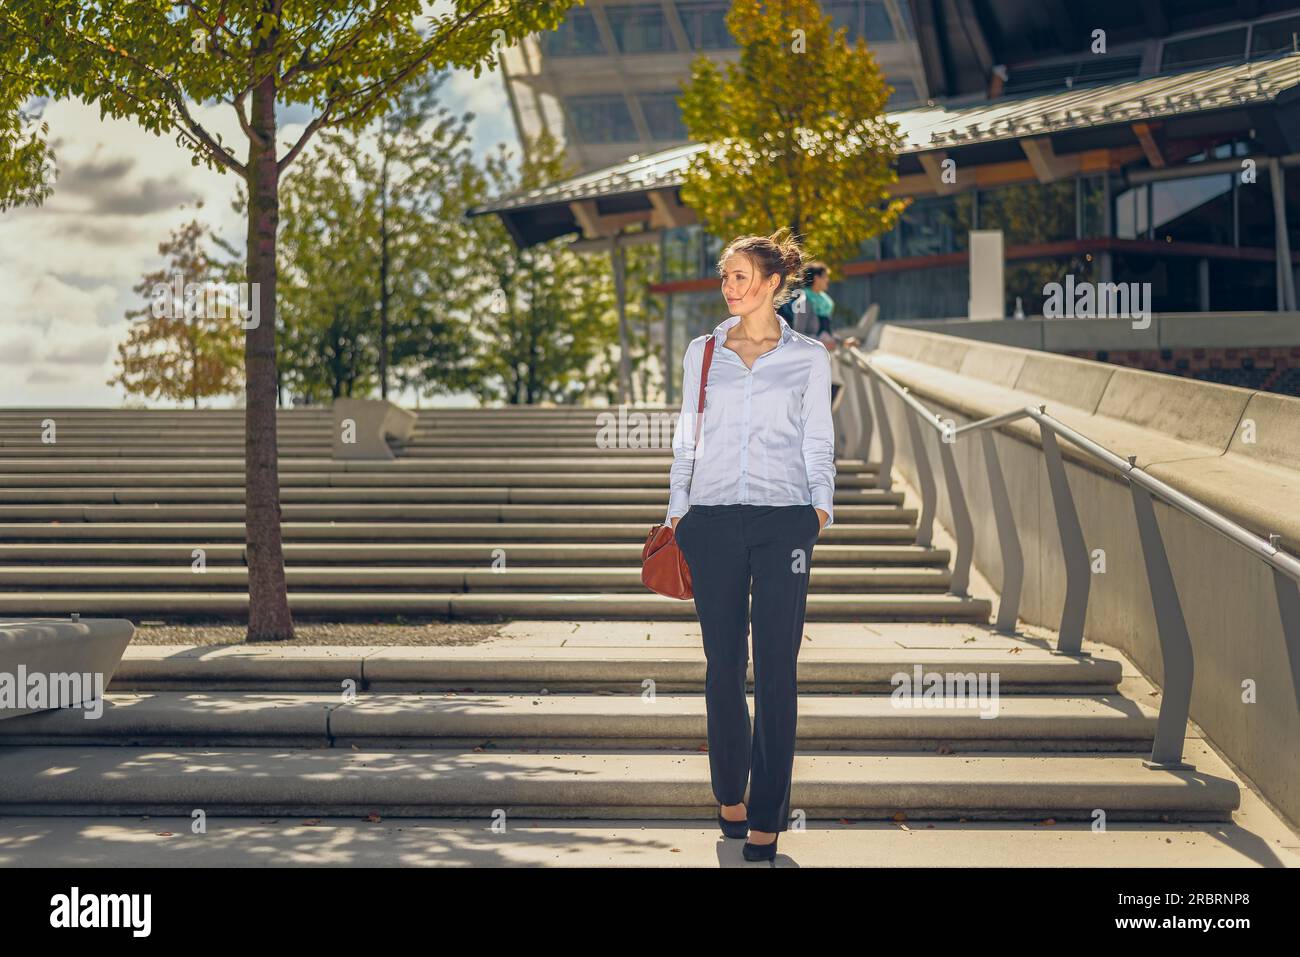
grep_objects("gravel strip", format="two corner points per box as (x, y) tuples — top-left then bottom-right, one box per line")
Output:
(129, 618), (507, 647)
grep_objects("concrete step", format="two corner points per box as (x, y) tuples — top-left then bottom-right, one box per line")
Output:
(0, 457), (879, 475)
(0, 486), (906, 506)
(0, 590), (993, 620)
(0, 471), (881, 489)
(0, 565), (955, 593)
(0, 746), (1240, 821)
(0, 691), (1159, 750)
(1, 435), (679, 450)
(0, 542), (951, 567)
(0, 503), (918, 524)
(0, 445), (808, 460)
(0, 522), (924, 543)
(9, 814), (1292, 867)
(112, 643), (1124, 694)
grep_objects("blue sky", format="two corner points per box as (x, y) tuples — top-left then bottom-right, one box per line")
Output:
(0, 34), (519, 408)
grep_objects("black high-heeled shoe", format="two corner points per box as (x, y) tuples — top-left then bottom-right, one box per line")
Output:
(717, 806), (748, 839)
(742, 832), (778, 862)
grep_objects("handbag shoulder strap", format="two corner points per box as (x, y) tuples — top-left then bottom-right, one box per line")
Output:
(693, 336), (716, 446)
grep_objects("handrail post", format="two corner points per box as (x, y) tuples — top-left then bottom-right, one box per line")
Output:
(904, 399), (936, 548)
(831, 354), (859, 461)
(981, 430), (1023, 633)
(1271, 554), (1300, 717)
(1131, 483), (1195, 770)
(1040, 420), (1090, 655)
(867, 374), (894, 491)
(937, 421), (973, 596)
(847, 357), (873, 462)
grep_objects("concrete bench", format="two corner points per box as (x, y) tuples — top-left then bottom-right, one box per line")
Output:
(332, 399), (418, 461)
(0, 617), (135, 720)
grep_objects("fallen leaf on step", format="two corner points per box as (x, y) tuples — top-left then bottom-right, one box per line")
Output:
(302, 818), (321, 826)
(1038, 818), (1056, 826)
(367, 812), (381, 823)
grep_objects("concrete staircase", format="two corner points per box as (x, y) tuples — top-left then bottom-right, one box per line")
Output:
(0, 408), (987, 621)
(0, 407), (1247, 833)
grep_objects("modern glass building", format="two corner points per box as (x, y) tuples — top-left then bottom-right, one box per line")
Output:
(475, 2), (1300, 399)
(499, 0), (929, 173)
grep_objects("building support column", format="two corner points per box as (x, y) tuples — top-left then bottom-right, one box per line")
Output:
(610, 235), (633, 404)
(664, 292), (675, 406)
(1269, 158), (1297, 311)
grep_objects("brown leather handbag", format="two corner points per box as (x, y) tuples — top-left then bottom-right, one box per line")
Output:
(642, 337), (716, 599)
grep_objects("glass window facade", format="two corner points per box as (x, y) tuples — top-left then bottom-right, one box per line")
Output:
(606, 4), (673, 54)
(1160, 28), (1248, 71)
(826, 1), (896, 44)
(1151, 173), (1233, 245)
(887, 78), (919, 107)
(655, 162), (1293, 321)
(1114, 182), (1150, 240)
(1250, 14), (1300, 58)
(639, 92), (687, 140)
(979, 180), (1077, 246)
(541, 10), (605, 56)
(677, 0), (735, 49)
(565, 94), (637, 143)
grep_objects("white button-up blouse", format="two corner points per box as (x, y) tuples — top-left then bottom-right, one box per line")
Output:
(665, 313), (837, 527)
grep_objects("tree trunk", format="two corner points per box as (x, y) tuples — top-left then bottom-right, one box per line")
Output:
(244, 63), (294, 641)
(379, 151), (390, 400)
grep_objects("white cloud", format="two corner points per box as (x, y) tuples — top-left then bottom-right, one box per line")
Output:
(0, 63), (516, 407)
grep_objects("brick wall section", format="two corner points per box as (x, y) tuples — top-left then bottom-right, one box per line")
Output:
(1067, 346), (1300, 396)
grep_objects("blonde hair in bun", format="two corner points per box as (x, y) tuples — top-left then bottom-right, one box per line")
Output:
(716, 227), (808, 307)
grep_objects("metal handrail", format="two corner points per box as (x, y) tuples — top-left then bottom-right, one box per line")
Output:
(834, 344), (1300, 769)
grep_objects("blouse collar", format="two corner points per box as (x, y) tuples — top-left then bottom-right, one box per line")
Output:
(710, 313), (795, 345)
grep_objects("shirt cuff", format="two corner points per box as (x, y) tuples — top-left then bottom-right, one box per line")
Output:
(665, 489), (691, 525)
(812, 494), (834, 528)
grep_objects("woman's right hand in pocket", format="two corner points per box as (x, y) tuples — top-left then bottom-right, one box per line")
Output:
(671, 515), (681, 532)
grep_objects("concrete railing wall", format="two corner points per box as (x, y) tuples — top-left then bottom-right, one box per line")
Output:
(895, 312), (1300, 351)
(849, 326), (1300, 828)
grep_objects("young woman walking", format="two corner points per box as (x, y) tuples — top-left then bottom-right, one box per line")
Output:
(664, 230), (836, 862)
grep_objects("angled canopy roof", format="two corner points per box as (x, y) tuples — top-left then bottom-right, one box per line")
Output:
(469, 53), (1300, 248)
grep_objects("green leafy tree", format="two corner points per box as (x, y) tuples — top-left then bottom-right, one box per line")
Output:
(677, 0), (909, 267)
(274, 145), (380, 402)
(0, 24), (55, 210)
(111, 210), (244, 407)
(270, 68), (479, 402)
(466, 134), (619, 405)
(1, 0), (576, 640)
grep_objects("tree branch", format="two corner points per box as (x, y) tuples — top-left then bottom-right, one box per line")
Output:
(277, 103), (334, 174)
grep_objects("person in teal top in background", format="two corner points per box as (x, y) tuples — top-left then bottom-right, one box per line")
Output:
(802, 261), (835, 339)
(775, 258), (860, 409)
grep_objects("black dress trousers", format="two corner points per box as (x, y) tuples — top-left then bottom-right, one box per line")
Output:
(674, 502), (820, 833)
